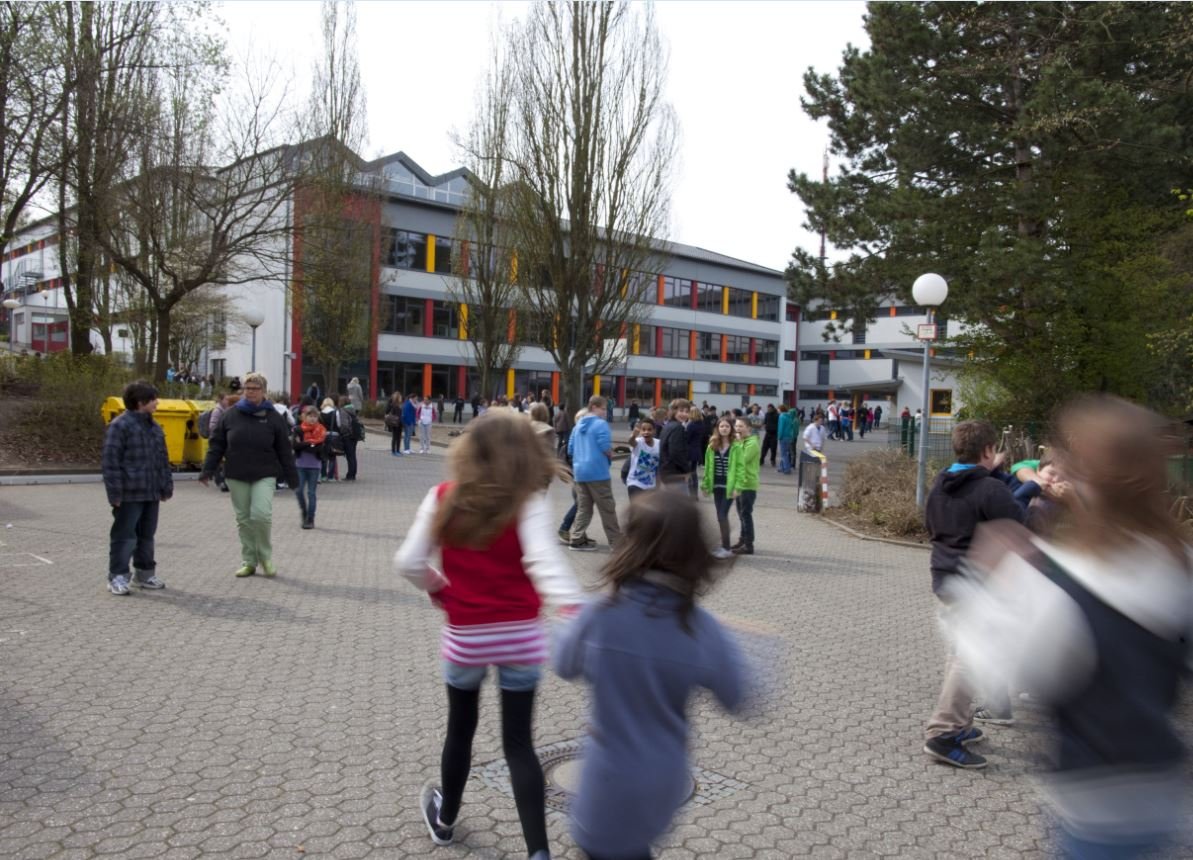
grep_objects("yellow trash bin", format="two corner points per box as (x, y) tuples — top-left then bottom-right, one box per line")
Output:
(183, 400), (218, 468)
(101, 396), (126, 427)
(99, 397), (197, 468)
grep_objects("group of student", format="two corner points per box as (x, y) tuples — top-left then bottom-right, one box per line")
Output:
(383, 392), (440, 455)
(564, 397), (763, 556)
(394, 407), (750, 860)
(821, 399), (882, 441)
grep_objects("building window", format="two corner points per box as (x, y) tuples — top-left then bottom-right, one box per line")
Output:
(726, 287), (752, 318)
(817, 354), (830, 386)
(660, 378), (688, 402)
(695, 281), (721, 313)
(930, 388), (953, 416)
(624, 376), (654, 405)
(660, 327), (689, 358)
(434, 237), (453, 274)
(432, 301), (458, 338)
(784, 349), (796, 362)
(210, 358), (225, 380)
(210, 309), (227, 349)
(723, 334), (750, 364)
(755, 339), (778, 367)
(637, 324), (657, 356)
(785, 303), (800, 322)
(381, 295), (424, 334)
(661, 276), (689, 308)
(697, 332), (721, 361)
(851, 320), (866, 344)
(756, 294), (780, 322)
(386, 229), (427, 270)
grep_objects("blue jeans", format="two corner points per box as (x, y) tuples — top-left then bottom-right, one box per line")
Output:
(443, 661), (541, 692)
(297, 468), (319, 521)
(109, 500), (160, 581)
(735, 490), (756, 546)
(560, 487), (578, 532)
(779, 439), (794, 473)
(402, 423), (414, 452)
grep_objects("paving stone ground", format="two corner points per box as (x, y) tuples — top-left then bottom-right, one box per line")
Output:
(1, 434), (1189, 859)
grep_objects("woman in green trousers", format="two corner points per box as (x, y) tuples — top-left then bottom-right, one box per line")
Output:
(201, 372), (299, 577)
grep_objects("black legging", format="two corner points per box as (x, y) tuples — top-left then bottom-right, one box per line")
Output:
(439, 684), (547, 856)
(390, 426), (401, 453)
(759, 431), (778, 465)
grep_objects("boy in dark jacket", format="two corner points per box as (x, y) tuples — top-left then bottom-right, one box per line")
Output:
(923, 420), (1023, 769)
(657, 399), (691, 491)
(683, 407), (709, 497)
(101, 381), (173, 596)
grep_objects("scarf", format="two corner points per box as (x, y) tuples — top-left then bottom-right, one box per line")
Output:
(235, 397), (274, 415)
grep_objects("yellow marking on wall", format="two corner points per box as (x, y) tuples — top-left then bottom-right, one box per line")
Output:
(506, 368), (515, 399)
(459, 303), (468, 340)
(426, 234), (436, 272)
(751, 292), (758, 319)
(632, 324), (640, 355)
(592, 374), (601, 396)
(721, 286), (729, 315)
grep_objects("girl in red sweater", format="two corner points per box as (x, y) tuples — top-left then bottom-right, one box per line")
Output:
(395, 410), (584, 860)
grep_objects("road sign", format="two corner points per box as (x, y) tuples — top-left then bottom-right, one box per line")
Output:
(916, 323), (938, 341)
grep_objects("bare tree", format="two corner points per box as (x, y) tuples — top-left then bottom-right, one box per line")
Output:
(476, 1), (677, 409)
(448, 46), (523, 403)
(51, 1), (162, 355)
(0, 2), (68, 260)
(94, 31), (298, 379)
(293, 0), (374, 396)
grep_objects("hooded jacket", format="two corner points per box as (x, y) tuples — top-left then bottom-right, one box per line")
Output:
(568, 413), (612, 482)
(924, 464), (1023, 592)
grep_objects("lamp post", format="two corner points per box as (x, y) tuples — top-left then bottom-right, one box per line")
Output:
(244, 307), (265, 373)
(912, 273), (948, 508)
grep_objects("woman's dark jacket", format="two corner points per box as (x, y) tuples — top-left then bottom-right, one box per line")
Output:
(202, 404), (298, 486)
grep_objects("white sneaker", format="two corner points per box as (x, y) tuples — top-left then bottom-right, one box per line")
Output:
(711, 547), (734, 559)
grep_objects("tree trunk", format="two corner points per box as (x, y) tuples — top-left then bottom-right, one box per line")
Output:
(562, 361), (583, 416)
(154, 305), (171, 382)
(322, 363), (341, 398)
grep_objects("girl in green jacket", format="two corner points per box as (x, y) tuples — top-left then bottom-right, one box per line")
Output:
(701, 417), (738, 558)
(729, 418), (761, 555)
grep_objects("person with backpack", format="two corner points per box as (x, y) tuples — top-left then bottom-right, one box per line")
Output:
(395, 410), (584, 860)
(319, 398), (342, 482)
(101, 380), (174, 596)
(200, 372), (298, 578)
(337, 396), (361, 481)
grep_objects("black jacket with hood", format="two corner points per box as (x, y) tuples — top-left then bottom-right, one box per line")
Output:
(924, 465), (1023, 594)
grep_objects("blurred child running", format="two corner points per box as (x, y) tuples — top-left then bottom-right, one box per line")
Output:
(555, 492), (750, 860)
(395, 410), (585, 860)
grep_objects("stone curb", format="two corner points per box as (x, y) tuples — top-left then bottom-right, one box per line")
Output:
(820, 512), (930, 550)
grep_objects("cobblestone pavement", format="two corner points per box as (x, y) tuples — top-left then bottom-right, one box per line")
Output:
(1, 434), (1189, 859)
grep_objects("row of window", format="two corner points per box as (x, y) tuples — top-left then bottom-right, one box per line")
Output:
(384, 228), (784, 322)
(801, 349), (887, 361)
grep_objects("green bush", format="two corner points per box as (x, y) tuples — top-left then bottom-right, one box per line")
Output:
(11, 354), (137, 461)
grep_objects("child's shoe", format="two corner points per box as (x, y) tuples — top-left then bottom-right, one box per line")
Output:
(419, 785), (454, 846)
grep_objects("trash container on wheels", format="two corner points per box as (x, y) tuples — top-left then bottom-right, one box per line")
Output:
(99, 398), (196, 467)
(182, 400), (217, 468)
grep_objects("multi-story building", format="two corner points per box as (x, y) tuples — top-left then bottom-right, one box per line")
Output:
(2, 147), (963, 418)
(796, 302), (965, 420)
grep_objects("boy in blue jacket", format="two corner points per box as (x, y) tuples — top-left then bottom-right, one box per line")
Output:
(567, 395), (621, 551)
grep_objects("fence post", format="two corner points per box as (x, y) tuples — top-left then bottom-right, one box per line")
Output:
(820, 457), (829, 510)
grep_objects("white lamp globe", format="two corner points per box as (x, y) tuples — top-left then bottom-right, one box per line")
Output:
(243, 307), (265, 328)
(912, 273), (948, 307)
(2, 298), (20, 310)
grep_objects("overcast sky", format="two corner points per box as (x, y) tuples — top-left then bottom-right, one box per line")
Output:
(219, 0), (870, 273)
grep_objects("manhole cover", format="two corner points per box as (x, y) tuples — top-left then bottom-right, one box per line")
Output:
(478, 738), (738, 814)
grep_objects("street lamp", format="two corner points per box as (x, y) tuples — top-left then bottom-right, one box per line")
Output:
(912, 272), (948, 508)
(244, 307), (265, 372)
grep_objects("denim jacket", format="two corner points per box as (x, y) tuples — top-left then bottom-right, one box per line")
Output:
(101, 410), (173, 507)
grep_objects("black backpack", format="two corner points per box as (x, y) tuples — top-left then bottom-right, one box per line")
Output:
(198, 409), (214, 439)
